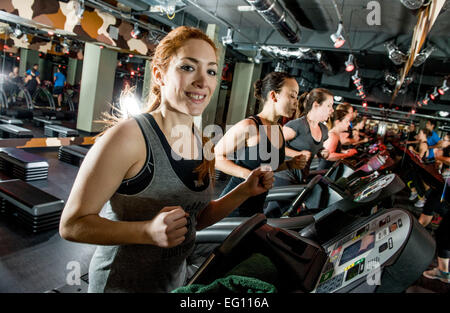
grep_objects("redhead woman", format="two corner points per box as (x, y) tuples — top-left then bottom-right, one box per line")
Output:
(59, 26), (273, 293)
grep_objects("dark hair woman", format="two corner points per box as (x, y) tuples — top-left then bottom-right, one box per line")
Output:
(215, 71), (307, 217)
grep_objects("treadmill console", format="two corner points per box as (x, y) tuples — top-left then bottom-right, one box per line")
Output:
(311, 209), (410, 293)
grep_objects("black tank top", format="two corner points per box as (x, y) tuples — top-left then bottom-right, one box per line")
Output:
(234, 115), (286, 171)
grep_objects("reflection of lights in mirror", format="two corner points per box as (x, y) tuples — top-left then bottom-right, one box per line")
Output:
(121, 93), (141, 118)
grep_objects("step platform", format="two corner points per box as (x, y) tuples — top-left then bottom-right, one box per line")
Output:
(0, 115), (23, 125)
(44, 124), (79, 137)
(0, 124), (33, 138)
(33, 116), (62, 127)
(58, 145), (89, 167)
(0, 147), (49, 181)
(0, 179), (64, 233)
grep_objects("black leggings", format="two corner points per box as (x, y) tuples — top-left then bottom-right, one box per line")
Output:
(422, 188), (450, 259)
(405, 167), (428, 197)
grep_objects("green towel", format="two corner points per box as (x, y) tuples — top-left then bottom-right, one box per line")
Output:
(173, 253), (278, 293)
(172, 274), (277, 293)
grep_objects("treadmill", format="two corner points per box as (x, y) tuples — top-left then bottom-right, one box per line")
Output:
(187, 209), (435, 293)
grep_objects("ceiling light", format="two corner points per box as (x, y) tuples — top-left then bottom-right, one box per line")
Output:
(385, 73), (397, 85)
(345, 54), (355, 72)
(330, 22), (345, 48)
(274, 62), (286, 72)
(222, 28), (233, 46)
(76, 0), (85, 19)
(429, 87), (439, 101)
(411, 108), (416, 114)
(362, 101), (368, 107)
(422, 93), (429, 105)
(438, 111), (449, 117)
(237, 5), (255, 11)
(334, 96), (342, 102)
(13, 26), (23, 39)
(254, 49), (262, 64)
(438, 79), (448, 95)
(413, 45), (435, 67)
(400, 0), (425, 10)
(385, 41), (407, 65)
(131, 24), (141, 39)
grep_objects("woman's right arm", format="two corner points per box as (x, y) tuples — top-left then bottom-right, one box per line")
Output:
(59, 119), (187, 248)
(214, 120), (254, 179)
(324, 133), (357, 161)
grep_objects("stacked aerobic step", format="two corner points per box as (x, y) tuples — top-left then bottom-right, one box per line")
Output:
(0, 147), (49, 181)
(58, 145), (89, 167)
(0, 179), (64, 232)
(44, 124), (79, 137)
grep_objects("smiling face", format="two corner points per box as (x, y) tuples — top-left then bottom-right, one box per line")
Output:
(155, 39), (218, 116)
(274, 78), (299, 117)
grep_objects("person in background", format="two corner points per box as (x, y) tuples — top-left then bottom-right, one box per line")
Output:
(24, 63), (40, 95)
(59, 26), (273, 293)
(317, 109), (358, 170)
(425, 120), (442, 161)
(215, 71), (307, 217)
(264, 88), (334, 217)
(53, 67), (67, 110)
(336, 102), (357, 146)
(7, 66), (22, 102)
(406, 128), (431, 208)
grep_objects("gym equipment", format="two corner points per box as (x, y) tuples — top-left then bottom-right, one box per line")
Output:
(44, 124), (79, 137)
(0, 124), (33, 138)
(58, 145), (89, 167)
(33, 116), (62, 127)
(0, 179), (64, 233)
(0, 147), (49, 181)
(188, 209), (435, 293)
(0, 115), (23, 125)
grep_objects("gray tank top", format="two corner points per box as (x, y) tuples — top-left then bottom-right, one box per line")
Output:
(88, 114), (213, 293)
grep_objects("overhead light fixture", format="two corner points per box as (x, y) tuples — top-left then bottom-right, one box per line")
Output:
(413, 45), (435, 67)
(429, 87), (439, 100)
(422, 93), (429, 105)
(222, 28), (233, 46)
(362, 101), (368, 107)
(385, 73), (397, 85)
(351, 70), (360, 83)
(385, 41), (407, 65)
(400, 0), (425, 10)
(345, 54), (355, 72)
(131, 24), (141, 39)
(438, 79), (448, 95)
(13, 26), (23, 39)
(334, 96), (342, 102)
(438, 111), (449, 117)
(76, 0), (85, 19)
(254, 48), (262, 64)
(237, 5), (255, 11)
(274, 62), (286, 72)
(411, 108), (416, 114)
(330, 22), (345, 48)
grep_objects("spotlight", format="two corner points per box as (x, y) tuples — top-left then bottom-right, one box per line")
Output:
(13, 26), (23, 39)
(254, 48), (262, 64)
(385, 41), (407, 65)
(385, 73), (397, 85)
(422, 93), (429, 105)
(439, 111), (449, 117)
(438, 79), (449, 95)
(76, 0), (85, 19)
(345, 54), (355, 72)
(413, 45), (435, 67)
(330, 22), (345, 48)
(429, 87), (439, 101)
(131, 24), (141, 39)
(362, 101), (368, 107)
(334, 96), (343, 102)
(222, 28), (233, 46)
(400, 0), (425, 10)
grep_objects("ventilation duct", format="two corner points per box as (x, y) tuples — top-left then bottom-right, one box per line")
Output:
(246, 0), (301, 43)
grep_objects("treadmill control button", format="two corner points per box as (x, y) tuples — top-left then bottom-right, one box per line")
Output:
(388, 237), (393, 249)
(379, 242), (388, 253)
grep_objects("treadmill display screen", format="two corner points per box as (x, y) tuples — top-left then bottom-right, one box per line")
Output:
(339, 232), (375, 266)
